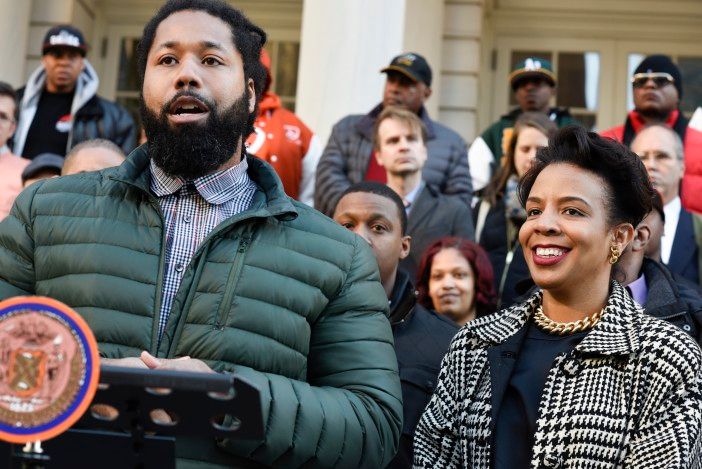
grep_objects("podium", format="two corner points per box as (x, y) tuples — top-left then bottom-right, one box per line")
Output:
(3, 365), (264, 469)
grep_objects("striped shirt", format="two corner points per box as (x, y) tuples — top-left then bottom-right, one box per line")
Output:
(150, 157), (258, 337)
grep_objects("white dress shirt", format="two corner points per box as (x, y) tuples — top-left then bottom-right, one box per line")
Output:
(661, 196), (682, 264)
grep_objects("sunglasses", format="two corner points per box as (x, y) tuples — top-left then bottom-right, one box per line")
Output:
(631, 72), (675, 88)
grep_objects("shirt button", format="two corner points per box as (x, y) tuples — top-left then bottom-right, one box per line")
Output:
(683, 324), (692, 332)
(175, 263), (184, 273)
(183, 214), (191, 223)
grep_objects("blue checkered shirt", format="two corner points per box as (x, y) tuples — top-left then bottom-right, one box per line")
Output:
(150, 158), (258, 337)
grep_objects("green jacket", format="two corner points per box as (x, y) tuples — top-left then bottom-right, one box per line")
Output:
(0, 146), (402, 468)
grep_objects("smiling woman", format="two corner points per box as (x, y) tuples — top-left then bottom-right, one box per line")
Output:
(413, 126), (702, 468)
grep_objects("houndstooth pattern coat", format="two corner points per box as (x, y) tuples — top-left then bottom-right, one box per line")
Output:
(413, 281), (702, 468)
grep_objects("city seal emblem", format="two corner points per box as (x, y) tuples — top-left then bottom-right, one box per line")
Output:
(0, 297), (99, 443)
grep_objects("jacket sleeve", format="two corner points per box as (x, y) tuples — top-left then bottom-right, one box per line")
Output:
(0, 184), (39, 298)
(413, 339), (463, 468)
(219, 236), (402, 468)
(314, 123), (352, 216)
(623, 335), (702, 468)
(443, 135), (472, 205)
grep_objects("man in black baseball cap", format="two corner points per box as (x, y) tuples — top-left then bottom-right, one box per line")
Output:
(314, 51), (471, 217)
(12, 25), (135, 160)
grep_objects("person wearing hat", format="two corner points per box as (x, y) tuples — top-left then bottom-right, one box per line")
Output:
(314, 52), (471, 217)
(21, 153), (63, 188)
(468, 57), (577, 192)
(601, 54), (702, 216)
(245, 49), (322, 206)
(12, 25), (136, 159)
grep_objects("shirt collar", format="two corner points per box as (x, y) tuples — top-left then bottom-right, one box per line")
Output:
(403, 180), (424, 212)
(149, 157), (252, 205)
(626, 273), (648, 306)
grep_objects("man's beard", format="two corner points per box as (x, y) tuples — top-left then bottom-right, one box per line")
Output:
(140, 90), (252, 180)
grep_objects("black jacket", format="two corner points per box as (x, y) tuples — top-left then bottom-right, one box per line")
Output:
(474, 195), (530, 309)
(14, 87), (136, 156)
(640, 257), (702, 345)
(388, 270), (458, 468)
(400, 184), (475, 280)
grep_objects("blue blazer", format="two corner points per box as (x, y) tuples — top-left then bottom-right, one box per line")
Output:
(668, 207), (700, 285)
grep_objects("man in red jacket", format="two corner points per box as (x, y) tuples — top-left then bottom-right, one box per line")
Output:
(245, 49), (321, 205)
(601, 55), (702, 214)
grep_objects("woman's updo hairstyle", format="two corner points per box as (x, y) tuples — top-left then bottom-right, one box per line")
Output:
(518, 125), (656, 228)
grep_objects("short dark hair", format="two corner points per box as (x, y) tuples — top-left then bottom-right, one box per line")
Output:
(336, 181), (408, 235)
(519, 125), (655, 228)
(0, 81), (18, 121)
(136, 0), (267, 96)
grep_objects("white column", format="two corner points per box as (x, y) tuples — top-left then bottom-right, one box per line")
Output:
(403, 0), (445, 117)
(296, 0), (405, 145)
(0, 0), (32, 87)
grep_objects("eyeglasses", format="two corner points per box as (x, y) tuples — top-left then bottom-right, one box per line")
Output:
(631, 72), (675, 89)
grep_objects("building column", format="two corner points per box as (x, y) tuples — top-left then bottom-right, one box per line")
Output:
(0, 0), (32, 87)
(296, 0), (445, 144)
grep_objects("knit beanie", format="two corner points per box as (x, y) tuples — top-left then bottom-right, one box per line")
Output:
(634, 55), (682, 99)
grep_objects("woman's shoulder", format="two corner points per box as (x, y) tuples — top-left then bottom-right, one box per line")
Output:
(447, 299), (534, 354)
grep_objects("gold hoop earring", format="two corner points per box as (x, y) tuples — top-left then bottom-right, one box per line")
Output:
(609, 245), (621, 265)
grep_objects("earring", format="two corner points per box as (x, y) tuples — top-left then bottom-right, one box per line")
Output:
(609, 245), (621, 265)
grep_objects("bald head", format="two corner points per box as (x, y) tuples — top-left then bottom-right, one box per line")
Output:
(630, 125), (684, 205)
(62, 140), (126, 176)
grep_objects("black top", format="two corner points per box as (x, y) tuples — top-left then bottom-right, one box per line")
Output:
(22, 90), (74, 158)
(387, 269), (458, 468)
(494, 323), (587, 469)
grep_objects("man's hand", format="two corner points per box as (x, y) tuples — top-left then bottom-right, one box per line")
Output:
(101, 356), (149, 368)
(139, 351), (215, 373)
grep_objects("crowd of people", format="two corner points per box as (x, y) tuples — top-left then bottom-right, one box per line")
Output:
(0, 0), (701, 467)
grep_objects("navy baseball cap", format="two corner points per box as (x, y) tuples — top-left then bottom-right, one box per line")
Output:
(381, 52), (432, 87)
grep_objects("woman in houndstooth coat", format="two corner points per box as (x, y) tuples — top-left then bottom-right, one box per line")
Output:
(414, 126), (702, 468)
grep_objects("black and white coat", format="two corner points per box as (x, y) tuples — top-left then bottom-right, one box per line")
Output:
(414, 281), (702, 468)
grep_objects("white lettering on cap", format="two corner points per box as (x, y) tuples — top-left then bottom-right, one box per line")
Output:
(49, 31), (80, 48)
(524, 58), (542, 71)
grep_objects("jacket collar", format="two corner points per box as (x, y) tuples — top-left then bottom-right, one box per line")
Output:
(355, 103), (437, 141)
(111, 144), (298, 221)
(468, 281), (643, 356)
(388, 269), (417, 325)
(640, 257), (685, 318)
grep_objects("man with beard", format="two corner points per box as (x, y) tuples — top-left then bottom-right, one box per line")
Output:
(0, 1), (402, 467)
(601, 55), (702, 215)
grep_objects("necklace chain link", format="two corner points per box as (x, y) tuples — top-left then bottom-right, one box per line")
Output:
(533, 305), (605, 335)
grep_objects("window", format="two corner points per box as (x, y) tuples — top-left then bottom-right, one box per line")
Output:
(263, 41), (300, 111)
(116, 37), (141, 129)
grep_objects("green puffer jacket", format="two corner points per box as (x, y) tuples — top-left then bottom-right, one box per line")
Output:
(0, 146), (402, 468)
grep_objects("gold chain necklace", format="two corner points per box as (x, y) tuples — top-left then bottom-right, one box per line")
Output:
(533, 305), (605, 335)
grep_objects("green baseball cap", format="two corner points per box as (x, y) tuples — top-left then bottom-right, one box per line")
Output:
(509, 57), (556, 90)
